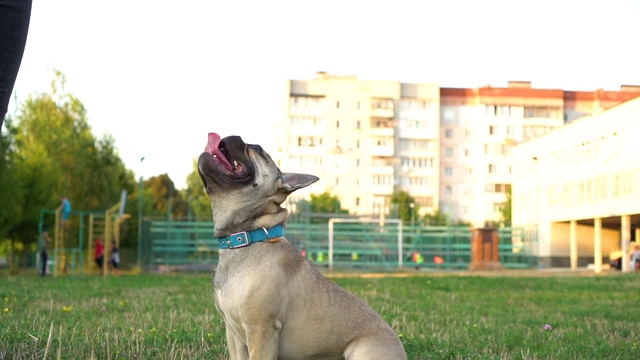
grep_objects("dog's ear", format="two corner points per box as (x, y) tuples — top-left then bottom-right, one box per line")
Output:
(281, 173), (319, 193)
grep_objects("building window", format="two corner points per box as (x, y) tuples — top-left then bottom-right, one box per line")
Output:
(485, 184), (512, 193)
(506, 125), (514, 136)
(373, 174), (393, 186)
(488, 164), (497, 173)
(445, 128), (453, 138)
(336, 120), (340, 129)
(399, 138), (433, 150)
(445, 147), (453, 158)
(445, 185), (452, 195)
(356, 120), (361, 129)
(443, 109), (455, 122)
(355, 197), (360, 206)
(336, 101), (340, 109)
(297, 136), (322, 147)
(444, 167), (453, 176)
(489, 125), (497, 135)
(524, 106), (561, 119)
(401, 157), (434, 170)
(372, 99), (393, 109)
(464, 149), (470, 156)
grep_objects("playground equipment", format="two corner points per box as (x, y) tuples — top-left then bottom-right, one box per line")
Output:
(38, 192), (129, 277)
(100, 198), (130, 276)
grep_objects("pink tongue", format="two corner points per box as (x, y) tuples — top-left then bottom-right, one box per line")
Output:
(205, 133), (221, 154)
(204, 132), (233, 171)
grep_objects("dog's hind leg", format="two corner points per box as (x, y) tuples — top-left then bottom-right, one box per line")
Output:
(345, 338), (407, 360)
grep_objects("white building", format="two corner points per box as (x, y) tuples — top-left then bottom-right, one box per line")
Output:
(394, 84), (441, 213)
(274, 72), (440, 217)
(512, 98), (640, 272)
(440, 83), (565, 226)
(440, 83), (640, 227)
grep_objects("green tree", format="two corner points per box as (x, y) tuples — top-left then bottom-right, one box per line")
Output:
(422, 208), (450, 226)
(0, 120), (24, 272)
(391, 190), (419, 225)
(144, 173), (188, 219)
(1, 71), (133, 268)
(499, 188), (512, 226)
(309, 192), (346, 214)
(293, 192), (348, 223)
(184, 159), (212, 220)
(0, 122), (22, 240)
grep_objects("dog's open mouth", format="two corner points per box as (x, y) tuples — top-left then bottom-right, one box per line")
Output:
(204, 133), (248, 177)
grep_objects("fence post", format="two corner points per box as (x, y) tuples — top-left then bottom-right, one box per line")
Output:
(469, 228), (503, 270)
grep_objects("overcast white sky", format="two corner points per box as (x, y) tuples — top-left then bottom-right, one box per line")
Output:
(9, 0), (640, 189)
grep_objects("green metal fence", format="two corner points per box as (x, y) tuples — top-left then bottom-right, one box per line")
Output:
(142, 219), (538, 272)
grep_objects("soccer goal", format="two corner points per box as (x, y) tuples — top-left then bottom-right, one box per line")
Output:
(327, 218), (403, 270)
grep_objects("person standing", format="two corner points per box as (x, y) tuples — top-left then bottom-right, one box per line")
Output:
(95, 238), (104, 274)
(631, 245), (640, 272)
(58, 197), (71, 226)
(109, 240), (120, 275)
(0, 0), (33, 129)
(40, 230), (50, 276)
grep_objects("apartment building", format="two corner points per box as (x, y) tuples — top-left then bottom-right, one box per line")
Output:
(394, 84), (440, 213)
(440, 83), (565, 227)
(275, 73), (640, 225)
(512, 97), (640, 271)
(440, 82), (640, 227)
(564, 85), (640, 123)
(274, 72), (440, 217)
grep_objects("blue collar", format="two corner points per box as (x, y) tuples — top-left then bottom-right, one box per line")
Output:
(216, 225), (284, 249)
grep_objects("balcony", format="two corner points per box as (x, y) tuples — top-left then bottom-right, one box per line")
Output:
(286, 145), (324, 156)
(397, 126), (438, 139)
(370, 145), (394, 157)
(290, 124), (324, 136)
(371, 165), (394, 176)
(371, 127), (394, 137)
(371, 184), (394, 195)
(371, 107), (394, 118)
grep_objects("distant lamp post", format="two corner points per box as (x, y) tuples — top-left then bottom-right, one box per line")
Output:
(410, 202), (415, 227)
(137, 156), (145, 271)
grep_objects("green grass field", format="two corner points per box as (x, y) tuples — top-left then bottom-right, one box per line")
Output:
(1, 271), (639, 359)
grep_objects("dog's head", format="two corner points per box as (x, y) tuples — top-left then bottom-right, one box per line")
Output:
(198, 133), (318, 236)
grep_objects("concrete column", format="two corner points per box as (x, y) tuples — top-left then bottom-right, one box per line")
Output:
(570, 220), (578, 270)
(621, 215), (631, 272)
(594, 218), (602, 273)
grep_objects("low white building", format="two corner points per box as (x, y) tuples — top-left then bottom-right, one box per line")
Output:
(512, 98), (640, 272)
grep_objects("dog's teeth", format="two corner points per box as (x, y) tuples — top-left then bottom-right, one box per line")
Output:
(213, 154), (217, 158)
(233, 160), (238, 168)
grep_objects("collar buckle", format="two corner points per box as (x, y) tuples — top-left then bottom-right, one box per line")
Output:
(227, 231), (249, 249)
